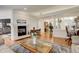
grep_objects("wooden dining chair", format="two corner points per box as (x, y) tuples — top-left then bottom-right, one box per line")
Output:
(77, 30), (79, 36)
(65, 26), (70, 37)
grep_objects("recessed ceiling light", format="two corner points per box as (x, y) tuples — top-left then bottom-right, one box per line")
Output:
(24, 8), (27, 10)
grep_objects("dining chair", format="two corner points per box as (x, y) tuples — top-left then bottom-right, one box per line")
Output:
(77, 30), (79, 36)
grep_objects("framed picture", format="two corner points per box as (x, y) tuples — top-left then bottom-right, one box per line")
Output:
(0, 19), (11, 34)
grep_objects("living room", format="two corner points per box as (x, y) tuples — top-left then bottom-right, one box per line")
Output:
(0, 5), (79, 53)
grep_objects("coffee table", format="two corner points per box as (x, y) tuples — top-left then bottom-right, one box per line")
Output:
(17, 38), (52, 53)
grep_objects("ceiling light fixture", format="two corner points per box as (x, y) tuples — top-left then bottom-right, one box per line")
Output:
(24, 8), (27, 10)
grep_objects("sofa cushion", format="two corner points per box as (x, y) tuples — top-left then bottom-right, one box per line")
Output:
(0, 45), (14, 53)
(53, 29), (67, 37)
(0, 36), (4, 45)
(52, 43), (71, 53)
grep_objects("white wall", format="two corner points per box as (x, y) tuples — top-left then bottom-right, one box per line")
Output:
(38, 18), (55, 32)
(12, 10), (30, 40)
(0, 9), (13, 19)
(28, 18), (39, 30)
(0, 9), (13, 40)
(0, 9), (39, 40)
(38, 19), (44, 32)
(38, 16), (76, 33)
(13, 10), (40, 40)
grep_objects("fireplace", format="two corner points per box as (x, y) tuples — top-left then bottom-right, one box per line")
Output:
(18, 26), (26, 36)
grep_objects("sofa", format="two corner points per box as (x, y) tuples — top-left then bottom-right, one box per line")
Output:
(0, 35), (14, 53)
(0, 35), (30, 53)
(71, 36), (79, 53)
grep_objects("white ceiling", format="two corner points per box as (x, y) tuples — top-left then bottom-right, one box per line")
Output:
(0, 5), (79, 18)
(0, 5), (77, 12)
(0, 5), (55, 12)
(43, 6), (79, 18)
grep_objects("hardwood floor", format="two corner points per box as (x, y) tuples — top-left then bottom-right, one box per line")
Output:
(39, 32), (71, 47)
(3, 32), (71, 53)
(15, 32), (71, 47)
